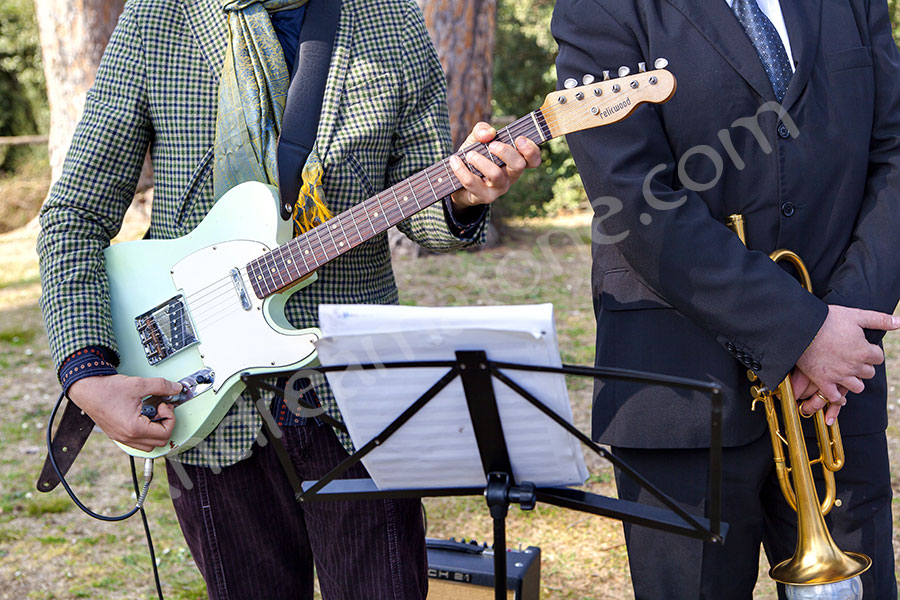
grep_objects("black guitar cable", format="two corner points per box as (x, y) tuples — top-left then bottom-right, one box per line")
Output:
(46, 390), (165, 600)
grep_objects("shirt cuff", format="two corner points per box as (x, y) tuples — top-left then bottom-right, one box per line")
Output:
(59, 346), (117, 396)
(443, 195), (487, 238)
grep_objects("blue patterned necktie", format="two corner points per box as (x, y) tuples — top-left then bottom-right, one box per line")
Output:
(730, 0), (793, 101)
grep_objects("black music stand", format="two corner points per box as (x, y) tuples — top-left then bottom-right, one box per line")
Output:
(242, 352), (725, 600)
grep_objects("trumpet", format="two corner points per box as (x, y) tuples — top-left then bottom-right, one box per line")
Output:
(726, 214), (870, 593)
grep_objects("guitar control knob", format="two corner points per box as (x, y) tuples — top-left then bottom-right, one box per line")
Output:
(618, 66), (630, 77)
(563, 77), (578, 89)
(638, 62), (647, 73)
(582, 73), (595, 85)
(602, 70), (611, 81)
(654, 57), (669, 69)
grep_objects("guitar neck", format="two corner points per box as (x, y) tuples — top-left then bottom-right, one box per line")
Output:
(248, 109), (552, 299)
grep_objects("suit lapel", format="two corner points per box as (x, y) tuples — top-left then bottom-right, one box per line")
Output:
(779, 0), (822, 112)
(663, 0), (774, 101)
(315, 5), (354, 163)
(182, 0), (227, 82)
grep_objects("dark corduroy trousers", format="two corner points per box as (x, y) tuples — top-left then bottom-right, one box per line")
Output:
(165, 422), (427, 600)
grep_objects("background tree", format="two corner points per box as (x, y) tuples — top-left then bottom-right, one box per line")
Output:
(417, 0), (496, 149)
(34, 0), (124, 183)
(0, 0), (47, 172)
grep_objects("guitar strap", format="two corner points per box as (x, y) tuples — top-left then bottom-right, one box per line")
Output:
(277, 0), (342, 220)
(37, 399), (94, 492)
(38, 0), (343, 492)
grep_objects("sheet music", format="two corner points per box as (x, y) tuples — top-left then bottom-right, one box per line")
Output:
(316, 304), (589, 490)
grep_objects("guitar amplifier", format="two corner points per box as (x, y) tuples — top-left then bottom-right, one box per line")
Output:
(426, 538), (540, 600)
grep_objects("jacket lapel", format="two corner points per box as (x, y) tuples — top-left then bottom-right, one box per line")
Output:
(315, 5), (354, 163)
(779, 0), (822, 112)
(663, 0), (775, 101)
(182, 0), (227, 82)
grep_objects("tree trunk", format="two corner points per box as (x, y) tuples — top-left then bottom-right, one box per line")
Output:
(34, 0), (124, 183)
(398, 0), (497, 255)
(417, 0), (496, 149)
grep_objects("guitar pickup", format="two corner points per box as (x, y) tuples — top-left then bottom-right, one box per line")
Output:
(134, 295), (199, 365)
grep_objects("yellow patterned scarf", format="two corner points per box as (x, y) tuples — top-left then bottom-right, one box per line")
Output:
(213, 0), (332, 234)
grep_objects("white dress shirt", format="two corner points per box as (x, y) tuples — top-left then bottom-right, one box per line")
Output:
(725, 0), (796, 71)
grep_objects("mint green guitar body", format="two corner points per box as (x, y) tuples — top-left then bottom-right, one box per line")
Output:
(105, 182), (320, 458)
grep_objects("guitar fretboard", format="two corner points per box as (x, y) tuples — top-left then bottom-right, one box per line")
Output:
(247, 109), (551, 299)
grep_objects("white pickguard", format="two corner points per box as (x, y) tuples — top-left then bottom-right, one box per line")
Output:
(171, 240), (317, 392)
(105, 182), (320, 458)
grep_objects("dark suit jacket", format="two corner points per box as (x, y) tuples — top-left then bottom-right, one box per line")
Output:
(552, 0), (900, 448)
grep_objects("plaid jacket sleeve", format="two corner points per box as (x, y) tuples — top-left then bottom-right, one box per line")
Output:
(37, 4), (151, 372)
(391, 2), (490, 251)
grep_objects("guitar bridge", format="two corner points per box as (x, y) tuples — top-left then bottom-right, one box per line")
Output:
(135, 295), (198, 365)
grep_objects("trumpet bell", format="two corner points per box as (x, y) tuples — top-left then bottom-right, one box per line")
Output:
(771, 547), (871, 586)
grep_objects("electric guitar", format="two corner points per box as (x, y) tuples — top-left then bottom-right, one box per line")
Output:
(107, 63), (677, 458)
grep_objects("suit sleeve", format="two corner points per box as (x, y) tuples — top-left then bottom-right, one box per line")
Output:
(822, 0), (900, 330)
(37, 4), (151, 371)
(552, 0), (827, 388)
(389, 1), (489, 251)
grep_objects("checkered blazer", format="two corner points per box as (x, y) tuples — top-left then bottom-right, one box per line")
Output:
(37, 0), (487, 467)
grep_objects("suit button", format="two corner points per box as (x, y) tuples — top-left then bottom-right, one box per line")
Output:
(726, 342), (735, 352)
(781, 202), (795, 217)
(742, 356), (753, 367)
(777, 122), (790, 138)
(735, 350), (745, 359)
(752, 361), (762, 371)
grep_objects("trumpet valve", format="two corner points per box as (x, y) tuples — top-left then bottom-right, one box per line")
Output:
(746, 370), (758, 382)
(751, 385), (769, 400)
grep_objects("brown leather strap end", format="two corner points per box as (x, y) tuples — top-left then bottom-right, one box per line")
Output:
(37, 399), (95, 493)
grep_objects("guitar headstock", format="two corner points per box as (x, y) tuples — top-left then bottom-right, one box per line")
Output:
(542, 59), (676, 137)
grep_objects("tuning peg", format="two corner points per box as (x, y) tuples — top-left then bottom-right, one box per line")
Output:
(618, 66), (630, 77)
(563, 77), (578, 89)
(602, 70), (610, 81)
(638, 62), (647, 73)
(582, 73), (595, 85)
(654, 57), (669, 69)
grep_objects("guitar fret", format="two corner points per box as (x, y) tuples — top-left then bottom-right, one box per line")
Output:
(392, 186), (405, 219)
(530, 112), (545, 142)
(274, 248), (288, 288)
(362, 201), (377, 235)
(324, 223), (340, 257)
(313, 227), (331, 261)
(376, 192), (391, 228)
(335, 217), (350, 252)
(304, 232), (318, 267)
(481, 142), (500, 165)
(294, 237), (311, 272)
(441, 159), (457, 193)
(282, 243), (297, 276)
(347, 205), (363, 243)
(506, 128), (516, 147)
(424, 170), (440, 202)
(263, 253), (279, 292)
(407, 180), (421, 210)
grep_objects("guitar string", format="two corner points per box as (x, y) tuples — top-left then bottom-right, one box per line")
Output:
(250, 115), (542, 288)
(147, 83), (663, 330)
(163, 116), (543, 327)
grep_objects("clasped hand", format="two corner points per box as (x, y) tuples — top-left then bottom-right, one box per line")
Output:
(791, 305), (899, 424)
